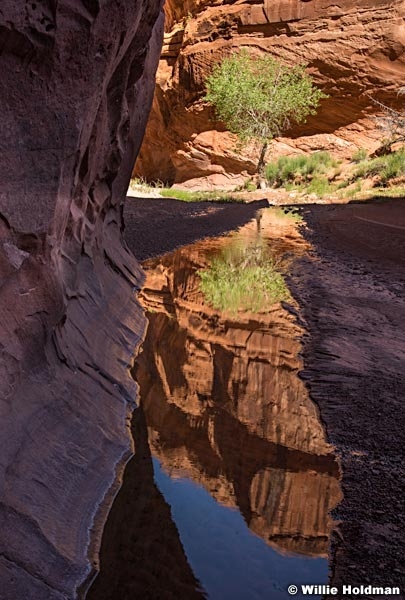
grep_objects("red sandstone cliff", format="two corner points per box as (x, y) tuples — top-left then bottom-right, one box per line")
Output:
(134, 0), (405, 188)
(0, 3), (163, 598)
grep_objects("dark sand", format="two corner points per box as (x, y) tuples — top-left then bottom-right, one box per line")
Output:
(290, 199), (405, 597)
(123, 196), (405, 597)
(123, 196), (269, 260)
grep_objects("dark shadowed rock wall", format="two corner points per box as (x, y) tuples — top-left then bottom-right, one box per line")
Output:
(0, 2), (163, 598)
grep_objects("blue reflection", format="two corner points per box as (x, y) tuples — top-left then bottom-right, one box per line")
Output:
(153, 458), (327, 600)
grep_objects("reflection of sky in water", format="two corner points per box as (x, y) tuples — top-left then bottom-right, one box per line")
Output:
(153, 458), (327, 600)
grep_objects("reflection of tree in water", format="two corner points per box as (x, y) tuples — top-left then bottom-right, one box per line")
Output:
(198, 238), (290, 314)
(128, 216), (340, 578)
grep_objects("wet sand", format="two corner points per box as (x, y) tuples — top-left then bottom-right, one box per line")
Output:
(121, 196), (405, 596)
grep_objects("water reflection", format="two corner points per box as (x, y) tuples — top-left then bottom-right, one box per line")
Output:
(134, 209), (342, 598)
(86, 408), (205, 600)
(153, 457), (327, 600)
(198, 238), (290, 314)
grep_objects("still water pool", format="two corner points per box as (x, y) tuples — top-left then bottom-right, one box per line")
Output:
(89, 208), (341, 600)
(135, 209), (341, 599)
(153, 457), (328, 600)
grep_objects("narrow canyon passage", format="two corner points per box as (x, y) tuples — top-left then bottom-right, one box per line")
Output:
(88, 205), (342, 599)
(1, 0), (404, 596)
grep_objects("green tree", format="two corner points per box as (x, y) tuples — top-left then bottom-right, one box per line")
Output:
(205, 50), (326, 185)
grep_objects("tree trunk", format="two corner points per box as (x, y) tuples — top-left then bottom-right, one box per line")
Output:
(257, 141), (268, 189)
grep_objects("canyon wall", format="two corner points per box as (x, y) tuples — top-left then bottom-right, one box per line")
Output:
(134, 0), (405, 188)
(0, 2), (163, 598)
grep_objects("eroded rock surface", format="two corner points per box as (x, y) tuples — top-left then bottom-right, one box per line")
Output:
(134, 0), (405, 187)
(0, 3), (163, 598)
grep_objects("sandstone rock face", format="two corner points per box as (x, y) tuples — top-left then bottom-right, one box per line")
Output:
(0, 3), (163, 598)
(134, 0), (405, 187)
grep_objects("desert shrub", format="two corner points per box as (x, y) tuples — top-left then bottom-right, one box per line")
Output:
(306, 175), (334, 196)
(351, 148), (367, 163)
(265, 152), (336, 186)
(265, 161), (281, 185)
(243, 179), (257, 192)
(381, 150), (405, 181)
(198, 243), (290, 314)
(354, 149), (405, 183)
(369, 90), (405, 155)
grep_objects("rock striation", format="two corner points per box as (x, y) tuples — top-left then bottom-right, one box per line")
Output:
(134, 0), (405, 188)
(0, 3), (163, 598)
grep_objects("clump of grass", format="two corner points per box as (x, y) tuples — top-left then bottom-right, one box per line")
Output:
(198, 243), (290, 314)
(371, 186), (405, 198)
(336, 179), (350, 190)
(159, 188), (241, 202)
(265, 151), (337, 187)
(351, 148), (367, 163)
(243, 179), (257, 192)
(306, 175), (335, 196)
(341, 180), (362, 200)
(129, 177), (160, 193)
(354, 149), (405, 184)
(128, 177), (166, 196)
(128, 180), (241, 202)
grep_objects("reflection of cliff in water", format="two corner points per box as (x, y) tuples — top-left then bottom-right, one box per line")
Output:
(86, 406), (205, 600)
(135, 210), (341, 558)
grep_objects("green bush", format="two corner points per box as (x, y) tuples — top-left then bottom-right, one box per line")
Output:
(243, 179), (257, 192)
(351, 148), (367, 163)
(354, 149), (405, 184)
(265, 161), (281, 185)
(381, 151), (405, 181)
(265, 152), (336, 186)
(306, 175), (334, 196)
